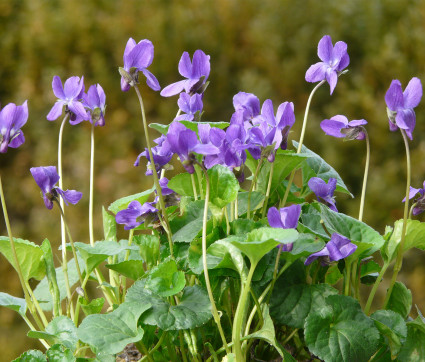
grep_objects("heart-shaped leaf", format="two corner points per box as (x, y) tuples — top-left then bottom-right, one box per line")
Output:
(145, 258), (185, 297)
(203, 164), (239, 209)
(0, 292), (26, 316)
(106, 260), (145, 280)
(386, 281), (412, 319)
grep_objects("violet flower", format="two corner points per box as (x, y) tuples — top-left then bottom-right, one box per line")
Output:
(47, 76), (90, 125)
(308, 177), (338, 212)
(320, 115), (367, 140)
(403, 181), (425, 215)
(83, 84), (106, 127)
(135, 135), (173, 176)
(385, 77), (422, 140)
(154, 177), (180, 207)
(231, 92), (260, 123)
(305, 35), (349, 94)
(30, 166), (82, 210)
(115, 200), (158, 230)
(304, 233), (357, 265)
(120, 38), (160, 92)
(175, 93), (203, 122)
(160, 50), (210, 97)
(0, 101), (28, 153)
(268, 204), (301, 252)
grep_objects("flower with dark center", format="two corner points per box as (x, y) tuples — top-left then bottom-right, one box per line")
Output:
(308, 177), (338, 212)
(83, 84), (106, 127)
(320, 115), (367, 141)
(115, 201), (158, 230)
(268, 204), (301, 252)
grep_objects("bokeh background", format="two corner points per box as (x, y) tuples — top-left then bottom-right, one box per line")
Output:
(1, 0), (425, 359)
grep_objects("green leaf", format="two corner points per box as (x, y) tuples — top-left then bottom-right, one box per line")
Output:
(0, 292), (26, 316)
(227, 191), (264, 217)
(145, 258), (186, 297)
(102, 206), (117, 241)
(398, 319), (425, 362)
(386, 281), (412, 319)
(325, 264), (343, 285)
(270, 283), (338, 328)
(304, 295), (380, 362)
(133, 234), (159, 268)
(80, 297), (105, 316)
(77, 301), (151, 355)
(126, 281), (212, 330)
(371, 310), (407, 357)
(204, 164), (239, 209)
(149, 121), (229, 135)
(0, 236), (45, 281)
(108, 188), (154, 214)
(257, 151), (307, 195)
(246, 306), (296, 361)
(231, 227), (298, 265)
(28, 316), (78, 352)
(168, 173), (199, 197)
(40, 239), (60, 317)
(383, 219), (425, 263)
(12, 350), (46, 362)
(293, 141), (352, 196)
(106, 260), (145, 280)
(46, 344), (75, 362)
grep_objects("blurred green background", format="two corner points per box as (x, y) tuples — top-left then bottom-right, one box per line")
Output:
(1, 0), (425, 359)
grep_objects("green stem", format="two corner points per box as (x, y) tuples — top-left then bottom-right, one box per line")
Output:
(364, 262), (389, 315)
(383, 129), (411, 308)
(139, 332), (167, 361)
(280, 80), (325, 208)
(199, 165), (230, 354)
(261, 160), (275, 218)
(191, 173), (198, 200)
(133, 85), (174, 258)
(22, 315), (50, 349)
(409, 202), (416, 220)
(178, 330), (189, 362)
(282, 328), (299, 346)
(89, 122), (95, 246)
(58, 114), (68, 277)
(232, 264), (257, 360)
(73, 272), (91, 325)
(266, 247), (283, 305)
(121, 229), (134, 301)
(358, 128), (370, 222)
(247, 159), (263, 219)
(25, 280), (49, 327)
(344, 260), (352, 296)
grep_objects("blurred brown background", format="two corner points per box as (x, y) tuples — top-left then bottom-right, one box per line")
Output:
(1, 0), (425, 359)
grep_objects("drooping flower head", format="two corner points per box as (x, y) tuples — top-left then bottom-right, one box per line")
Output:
(304, 233), (357, 265)
(175, 93), (203, 122)
(0, 101), (28, 153)
(268, 204), (302, 252)
(305, 35), (350, 94)
(83, 84), (106, 127)
(30, 166), (82, 210)
(160, 50), (210, 97)
(115, 200), (158, 230)
(403, 181), (425, 216)
(47, 76), (90, 125)
(308, 177), (338, 212)
(320, 115), (367, 141)
(119, 38), (160, 92)
(385, 77), (422, 140)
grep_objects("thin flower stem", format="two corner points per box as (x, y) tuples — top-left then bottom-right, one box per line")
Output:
(22, 315), (50, 349)
(139, 332), (167, 361)
(261, 160), (275, 218)
(266, 247), (283, 304)
(224, 206), (230, 235)
(344, 260), (352, 296)
(358, 128), (370, 222)
(199, 164), (230, 354)
(364, 262), (389, 315)
(247, 159), (263, 219)
(280, 80), (325, 208)
(73, 272), (91, 325)
(121, 229), (135, 301)
(24, 280), (48, 327)
(282, 328), (299, 346)
(409, 202), (416, 220)
(133, 85), (174, 258)
(383, 129), (411, 308)
(89, 122), (95, 246)
(191, 173), (198, 200)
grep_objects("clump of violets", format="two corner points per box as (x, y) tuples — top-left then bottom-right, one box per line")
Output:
(304, 233), (357, 265)
(160, 50), (210, 97)
(30, 166), (82, 210)
(119, 38), (160, 92)
(385, 77), (422, 140)
(308, 177), (338, 212)
(403, 181), (425, 215)
(47, 76), (90, 125)
(0, 101), (28, 153)
(320, 115), (367, 141)
(83, 84), (107, 127)
(115, 200), (158, 230)
(305, 35), (349, 94)
(268, 204), (301, 252)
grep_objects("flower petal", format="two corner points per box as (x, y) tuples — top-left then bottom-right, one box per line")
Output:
(385, 80), (403, 111)
(305, 62), (327, 83)
(403, 77), (422, 109)
(267, 207), (284, 228)
(191, 50), (210, 79)
(332, 41), (348, 65)
(160, 80), (186, 97)
(320, 117), (347, 138)
(141, 68), (161, 91)
(317, 35), (333, 63)
(326, 69), (338, 94)
(58, 189), (83, 205)
(47, 101), (64, 121)
(128, 40), (154, 70)
(178, 52), (192, 78)
(63, 76), (84, 99)
(52, 76), (65, 100)
(30, 166), (59, 194)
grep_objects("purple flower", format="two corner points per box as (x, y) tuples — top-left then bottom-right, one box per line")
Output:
(0, 101), (28, 153)
(268, 204), (301, 252)
(154, 177), (180, 207)
(304, 233), (357, 265)
(385, 77), (422, 140)
(115, 200), (158, 230)
(47, 76), (90, 125)
(175, 93), (203, 122)
(308, 177), (338, 212)
(83, 84), (106, 127)
(403, 181), (425, 215)
(305, 35), (350, 94)
(320, 115), (367, 140)
(231, 92), (260, 123)
(160, 50), (210, 97)
(30, 166), (82, 210)
(135, 135), (173, 176)
(120, 38), (160, 92)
